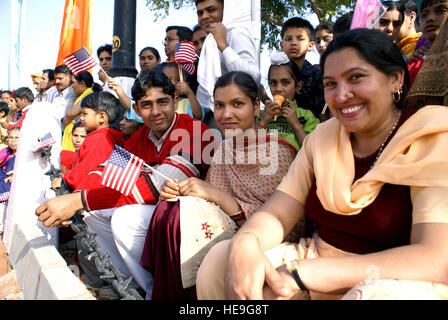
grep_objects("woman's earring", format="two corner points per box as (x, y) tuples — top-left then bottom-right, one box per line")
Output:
(393, 88), (403, 103)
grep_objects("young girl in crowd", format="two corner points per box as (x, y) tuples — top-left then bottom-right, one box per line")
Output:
(60, 121), (88, 173)
(258, 53), (319, 151)
(0, 127), (20, 204)
(119, 111), (143, 140)
(158, 62), (205, 121)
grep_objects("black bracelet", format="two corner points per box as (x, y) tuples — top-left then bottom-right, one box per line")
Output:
(287, 259), (308, 291)
(290, 269), (307, 291)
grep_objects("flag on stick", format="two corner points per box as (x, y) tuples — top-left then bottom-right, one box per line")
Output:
(63, 47), (97, 75)
(101, 145), (145, 196)
(31, 133), (56, 153)
(56, 0), (92, 68)
(175, 42), (198, 75)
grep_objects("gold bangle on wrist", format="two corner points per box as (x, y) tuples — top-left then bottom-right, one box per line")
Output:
(232, 231), (261, 247)
(229, 210), (245, 222)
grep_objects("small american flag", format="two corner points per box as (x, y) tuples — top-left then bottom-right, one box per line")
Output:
(175, 42), (198, 75)
(63, 47), (98, 75)
(0, 191), (9, 203)
(101, 145), (145, 196)
(31, 133), (56, 153)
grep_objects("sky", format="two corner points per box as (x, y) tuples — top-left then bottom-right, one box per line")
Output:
(0, 0), (319, 92)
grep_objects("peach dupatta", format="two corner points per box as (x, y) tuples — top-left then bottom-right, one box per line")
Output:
(279, 105), (448, 219)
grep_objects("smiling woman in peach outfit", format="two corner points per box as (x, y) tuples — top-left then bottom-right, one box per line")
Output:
(196, 28), (448, 301)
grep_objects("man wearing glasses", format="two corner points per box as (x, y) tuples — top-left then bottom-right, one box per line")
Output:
(163, 26), (193, 62)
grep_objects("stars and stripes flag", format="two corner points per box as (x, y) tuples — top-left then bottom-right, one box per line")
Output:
(175, 42), (198, 75)
(31, 133), (56, 153)
(101, 145), (145, 196)
(63, 47), (97, 75)
(0, 191), (10, 203)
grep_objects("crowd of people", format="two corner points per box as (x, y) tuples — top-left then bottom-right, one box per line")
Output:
(0, 0), (447, 300)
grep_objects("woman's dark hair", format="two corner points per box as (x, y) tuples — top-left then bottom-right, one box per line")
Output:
(131, 69), (176, 103)
(81, 91), (124, 125)
(213, 71), (259, 104)
(0, 102), (10, 116)
(74, 71), (102, 92)
(72, 120), (87, 134)
(139, 46), (161, 62)
(320, 28), (410, 108)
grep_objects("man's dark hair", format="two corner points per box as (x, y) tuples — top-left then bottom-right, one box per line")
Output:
(80, 91), (123, 125)
(1, 90), (11, 96)
(166, 26), (193, 42)
(281, 17), (315, 40)
(42, 69), (54, 81)
(0, 102), (10, 115)
(54, 64), (72, 75)
(195, 0), (223, 5)
(97, 44), (113, 58)
(13, 87), (35, 103)
(315, 21), (334, 35)
(131, 69), (175, 103)
(333, 11), (354, 38)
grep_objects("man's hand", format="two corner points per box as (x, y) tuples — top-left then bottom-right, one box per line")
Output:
(51, 177), (63, 190)
(35, 192), (84, 228)
(98, 70), (108, 84)
(209, 22), (228, 52)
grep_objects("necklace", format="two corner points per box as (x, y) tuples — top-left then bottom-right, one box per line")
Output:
(369, 109), (402, 171)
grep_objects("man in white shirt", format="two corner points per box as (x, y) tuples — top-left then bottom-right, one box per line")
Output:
(36, 69), (59, 103)
(53, 65), (78, 120)
(195, 0), (261, 111)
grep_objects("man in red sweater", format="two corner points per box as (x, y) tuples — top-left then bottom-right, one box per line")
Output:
(36, 69), (217, 298)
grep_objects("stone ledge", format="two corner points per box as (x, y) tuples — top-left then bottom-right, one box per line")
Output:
(8, 222), (95, 300)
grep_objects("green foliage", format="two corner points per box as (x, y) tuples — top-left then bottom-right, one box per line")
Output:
(145, 0), (355, 50)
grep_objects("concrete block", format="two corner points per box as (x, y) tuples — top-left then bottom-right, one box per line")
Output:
(21, 245), (68, 300)
(37, 267), (96, 300)
(8, 223), (50, 267)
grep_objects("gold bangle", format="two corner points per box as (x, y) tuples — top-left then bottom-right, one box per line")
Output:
(229, 210), (243, 217)
(232, 231), (261, 247)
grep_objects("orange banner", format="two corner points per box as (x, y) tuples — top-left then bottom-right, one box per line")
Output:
(56, 0), (92, 68)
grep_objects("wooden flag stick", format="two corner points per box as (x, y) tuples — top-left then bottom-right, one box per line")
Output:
(178, 66), (184, 82)
(321, 103), (328, 115)
(143, 163), (177, 185)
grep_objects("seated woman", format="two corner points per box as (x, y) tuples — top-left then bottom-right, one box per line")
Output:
(139, 71), (299, 300)
(60, 121), (88, 173)
(196, 29), (448, 300)
(0, 127), (20, 204)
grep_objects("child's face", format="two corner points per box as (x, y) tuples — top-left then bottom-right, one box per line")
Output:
(71, 126), (87, 150)
(420, 0), (448, 43)
(163, 66), (181, 96)
(280, 27), (314, 62)
(80, 107), (102, 132)
(268, 65), (302, 102)
(315, 28), (334, 55)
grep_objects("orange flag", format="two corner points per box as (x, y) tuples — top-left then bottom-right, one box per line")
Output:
(56, 0), (92, 68)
